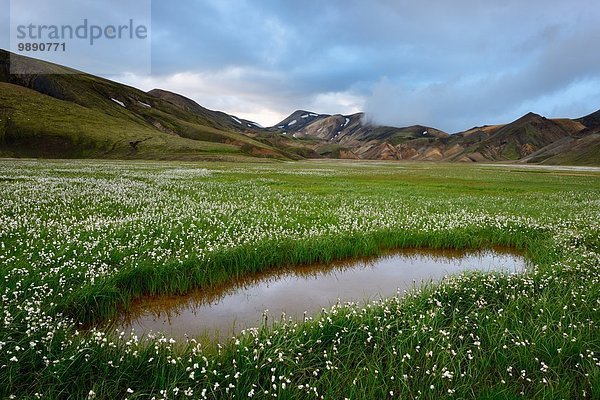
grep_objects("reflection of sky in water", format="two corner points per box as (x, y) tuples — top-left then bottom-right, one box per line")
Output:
(116, 249), (525, 339)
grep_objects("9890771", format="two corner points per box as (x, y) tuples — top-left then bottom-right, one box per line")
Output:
(17, 42), (66, 52)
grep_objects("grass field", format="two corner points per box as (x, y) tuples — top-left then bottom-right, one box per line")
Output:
(0, 159), (599, 399)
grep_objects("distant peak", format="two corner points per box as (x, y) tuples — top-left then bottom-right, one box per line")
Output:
(292, 110), (323, 117)
(576, 108), (600, 130)
(513, 112), (545, 124)
(524, 111), (543, 118)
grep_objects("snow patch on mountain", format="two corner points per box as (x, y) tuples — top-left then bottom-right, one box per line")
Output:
(111, 98), (126, 107)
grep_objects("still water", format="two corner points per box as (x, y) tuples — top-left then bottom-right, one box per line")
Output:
(115, 248), (526, 339)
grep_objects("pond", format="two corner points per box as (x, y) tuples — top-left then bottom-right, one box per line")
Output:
(114, 248), (526, 340)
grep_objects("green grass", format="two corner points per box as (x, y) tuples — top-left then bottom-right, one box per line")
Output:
(0, 160), (599, 399)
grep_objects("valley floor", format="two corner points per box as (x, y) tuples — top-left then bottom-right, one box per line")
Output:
(0, 159), (599, 399)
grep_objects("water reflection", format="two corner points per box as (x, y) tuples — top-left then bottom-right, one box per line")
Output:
(114, 248), (526, 339)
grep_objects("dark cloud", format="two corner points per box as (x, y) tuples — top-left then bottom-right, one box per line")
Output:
(365, 16), (600, 131)
(146, 0), (600, 127)
(3, 0), (600, 127)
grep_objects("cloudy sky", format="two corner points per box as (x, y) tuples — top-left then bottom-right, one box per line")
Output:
(3, 0), (600, 132)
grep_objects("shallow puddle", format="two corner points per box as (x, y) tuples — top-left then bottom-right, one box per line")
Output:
(115, 248), (526, 339)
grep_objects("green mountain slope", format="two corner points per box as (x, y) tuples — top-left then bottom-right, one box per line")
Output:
(0, 50), (291, 160)
(458, 112), (575, 161)
(0, 82), (244, 159)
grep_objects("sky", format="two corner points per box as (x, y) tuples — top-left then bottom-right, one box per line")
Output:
(2, 0), (600, 132)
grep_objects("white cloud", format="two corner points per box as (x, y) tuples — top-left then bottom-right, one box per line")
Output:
(308, 91), (365, 116)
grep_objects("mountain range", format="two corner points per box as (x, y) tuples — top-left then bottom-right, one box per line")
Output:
(1, 50), (599, 165)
